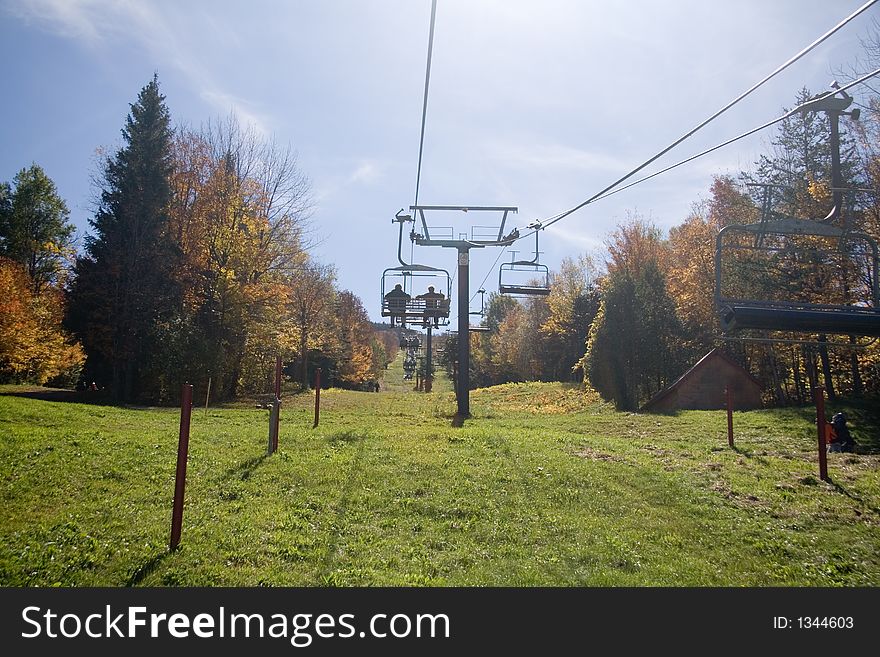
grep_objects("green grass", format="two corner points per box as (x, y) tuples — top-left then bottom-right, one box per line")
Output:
(1, 357), (878, 587)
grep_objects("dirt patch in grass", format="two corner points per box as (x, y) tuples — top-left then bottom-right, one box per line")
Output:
(573, 446), (625, 463)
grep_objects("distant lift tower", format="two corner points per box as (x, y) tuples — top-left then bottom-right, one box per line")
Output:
(409, 205), (519, 418)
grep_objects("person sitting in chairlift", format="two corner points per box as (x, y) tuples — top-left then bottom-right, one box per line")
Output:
(384, 283), (410, 326)
(417, 285), (445, 327)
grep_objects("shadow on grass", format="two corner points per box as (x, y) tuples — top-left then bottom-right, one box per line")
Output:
(639, 408), (682, 418)
(847, 399), (880, 455)
(0, 387), (193, 411)
(731, 445), (771, 466)
(126, 550), (170, 587)
(775, 397), (880, 455)
(325, 430), (364, 445)
(316, 433), (367, 585)
(0, 388), (123, 407)
(225, 454), (268, 481)
(827, 476), (880, 518)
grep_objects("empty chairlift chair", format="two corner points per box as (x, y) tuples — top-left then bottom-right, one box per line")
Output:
(498, 261), (551, 297)
(715, 217), (880, 340)
(498, 229), (551, 297)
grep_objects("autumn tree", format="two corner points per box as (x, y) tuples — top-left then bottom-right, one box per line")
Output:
(165, 117), (313, 399)
(0, 165), (82, 385)
(583, 219), (684, 410)
(489, 303), (529, 383)
(483, 291), (519, 334)
(842, 43), (880, 395)
(286, 263), (336, 390)
(374, 328), (400, 369)
(741, 88), (866, 400)
(582, 271), (640, 410)
(540, 255), (600, 381)
(666, 177), (759, 360)
(0, 257), (84, 384)
(331, 290), (379, 388)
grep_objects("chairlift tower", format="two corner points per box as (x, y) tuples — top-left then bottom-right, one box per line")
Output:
(716, 84), (880, 341)
(409, 204), (519, 417)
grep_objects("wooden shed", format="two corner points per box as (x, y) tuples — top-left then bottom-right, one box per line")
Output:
(641, 348), (763, 413)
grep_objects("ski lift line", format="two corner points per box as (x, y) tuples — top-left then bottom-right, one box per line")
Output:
(585, 67), (880, 208)
(471, 247), (508, 304)
(509, 0), (878, 240)
(413, 0), (438, 211)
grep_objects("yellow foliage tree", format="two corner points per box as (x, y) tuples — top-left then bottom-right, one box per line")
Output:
(0, 257), (84, 384)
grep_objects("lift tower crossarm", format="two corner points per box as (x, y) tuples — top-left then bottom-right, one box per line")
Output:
(411, 205), (518, 245)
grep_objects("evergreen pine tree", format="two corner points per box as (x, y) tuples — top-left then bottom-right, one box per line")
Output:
(68, 75), (181, 402)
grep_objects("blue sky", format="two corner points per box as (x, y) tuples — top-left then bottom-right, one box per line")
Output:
(1, 0), (877, 323)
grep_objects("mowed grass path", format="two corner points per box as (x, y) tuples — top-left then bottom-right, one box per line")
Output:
(1, 357), (878, 586)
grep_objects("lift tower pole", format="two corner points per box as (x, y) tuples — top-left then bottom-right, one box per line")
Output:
(807, 84), (859, 224)
(457, 246), (470, 416)
(425, 324), (433, 393)
(409, 205), (518, 422)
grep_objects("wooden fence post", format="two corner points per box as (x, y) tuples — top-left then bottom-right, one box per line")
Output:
(313, 368), (322, 428)
(815, 385), (829, 482)
(170, 384), (193, 551)
(726, 386), (734, 448)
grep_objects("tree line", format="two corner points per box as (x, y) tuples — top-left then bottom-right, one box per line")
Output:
(4, 73), (880, 409)
(1, 75), (397, 402)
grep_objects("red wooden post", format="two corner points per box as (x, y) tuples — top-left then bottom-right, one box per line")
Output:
(726, 386), (734, 448)
(815, 385), (829, 482)
(313, 368), (321, 428)
(170, 383), (193, 551)
(273, 355), (282, 452)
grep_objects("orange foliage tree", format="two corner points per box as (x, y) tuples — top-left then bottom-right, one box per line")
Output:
(0, 257), (83, 384)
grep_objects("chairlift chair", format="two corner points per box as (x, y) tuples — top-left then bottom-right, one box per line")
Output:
(381, 264), (452, 328)
(715, 217), (880, 341)
(498, 227), (552, 297)
(498, 261), (551, 297)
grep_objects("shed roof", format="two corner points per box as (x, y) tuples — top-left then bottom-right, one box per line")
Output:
(641, 348), (762, 412)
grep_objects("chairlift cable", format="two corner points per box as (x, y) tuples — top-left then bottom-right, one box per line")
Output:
(511, 0), (878, 240)
(588, 68), (880, 205)
(413, 0), (438, 212)
(471, 247), (508, 303)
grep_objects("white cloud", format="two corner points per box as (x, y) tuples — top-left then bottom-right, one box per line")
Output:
(5, 0), (159, 47)
(5, 0), (274, 136)
(313, 159), (387, 206)
(348, 160), (383, 185)
(546, 224), (604, 252)
(199, 90), (273, 138)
